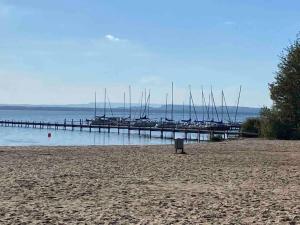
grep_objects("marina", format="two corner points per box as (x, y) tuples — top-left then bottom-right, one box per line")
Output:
(0, 84), (259, 144)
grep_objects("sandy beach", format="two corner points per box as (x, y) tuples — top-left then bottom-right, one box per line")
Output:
(0, 139), (299, 224)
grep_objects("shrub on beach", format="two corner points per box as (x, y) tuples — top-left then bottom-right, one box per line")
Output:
(241, 117), (261, 136)
(260, 107), (290, 139)
(210, 135), (223, 142)
(260, 107), (300, 140)
(242, 107), (300, 140)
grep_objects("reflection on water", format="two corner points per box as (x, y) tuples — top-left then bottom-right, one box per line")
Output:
(0, 126), (193, 146)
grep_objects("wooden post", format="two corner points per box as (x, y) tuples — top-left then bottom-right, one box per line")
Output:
(209, 131), (213, 141)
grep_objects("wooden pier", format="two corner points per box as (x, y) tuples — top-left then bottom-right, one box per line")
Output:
(0, 120), (256, 141)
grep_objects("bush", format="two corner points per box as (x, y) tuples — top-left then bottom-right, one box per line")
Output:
(241, 108), (300, 139)
(259, 107), (300, 139)
(241, 118), (261, 137)
(210, 135), (223, 142)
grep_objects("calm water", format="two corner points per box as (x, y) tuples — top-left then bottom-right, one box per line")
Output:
(0, 108), (258, 146)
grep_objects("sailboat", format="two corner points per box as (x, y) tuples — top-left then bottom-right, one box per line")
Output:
(231, 85), (242, 127)
(118, 86), (133, 126)
(181, 85), (194, 128)
(201, 88), (232, 130)
(157, 82), (177, 128)
(193, 87), (207, 127)
(133, 89), (157, 128)
(90, 88), (121, 126)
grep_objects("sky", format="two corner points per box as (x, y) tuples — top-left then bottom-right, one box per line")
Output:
(0, 0), (300, 107)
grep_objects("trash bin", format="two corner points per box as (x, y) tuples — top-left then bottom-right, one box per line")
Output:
(175, 138), (184, 154)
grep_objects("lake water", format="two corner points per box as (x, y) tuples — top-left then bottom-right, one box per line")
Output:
(0, 108), (258, 146)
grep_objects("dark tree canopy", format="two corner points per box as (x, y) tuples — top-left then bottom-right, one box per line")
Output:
(269, 35), (300, 127)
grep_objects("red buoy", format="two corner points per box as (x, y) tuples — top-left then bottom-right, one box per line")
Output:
(48, 133), (52, 138)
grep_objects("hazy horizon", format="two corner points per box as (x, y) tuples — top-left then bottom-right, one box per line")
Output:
(0, 102), (261, 110)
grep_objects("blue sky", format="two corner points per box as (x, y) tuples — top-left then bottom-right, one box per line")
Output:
(0, 0), (300, 107)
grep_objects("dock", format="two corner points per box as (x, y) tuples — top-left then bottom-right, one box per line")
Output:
(0, 120), (257, 141)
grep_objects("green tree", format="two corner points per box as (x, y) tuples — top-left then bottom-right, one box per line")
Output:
(269, 34), (300, 127)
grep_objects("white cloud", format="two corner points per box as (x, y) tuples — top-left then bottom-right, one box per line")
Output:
(105, 34), (121, 42)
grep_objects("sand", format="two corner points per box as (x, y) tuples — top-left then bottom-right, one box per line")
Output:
(0, 139), (299, 224)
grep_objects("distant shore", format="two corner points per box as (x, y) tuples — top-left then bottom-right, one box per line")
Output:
(0, 104), (261, 114)
(0, 139), (299, 224)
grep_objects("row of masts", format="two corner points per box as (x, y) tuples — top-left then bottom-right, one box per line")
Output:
(91, 83), (242, 127)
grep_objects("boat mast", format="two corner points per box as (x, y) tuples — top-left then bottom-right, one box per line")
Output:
(223, 91), (232, 123)
(145, 88), (147, 117)
(211, 88), (219, 122)
(221, 90), (224, 122)
(171, 82), (174, 121)
(142, 89), (148, 118)
(190, 90), (198, 122)
(234, 85), (242, 123)
(182, 101), (185, 120)
(208, 91), (210, 120)
(211, 86), (214, 121)
(94, 91), (97, 120)
(139, 92), (143, 118)
(123, 92), (126, 118)
(165, 93), (168, 120)
(202, 87), (205, 122)
(107, 96), (114, 116)
(189, 85), (192, 121)
(148, 89), (150, 119)
(129, 85), (132, 119)
(104, 88), (107, 118)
